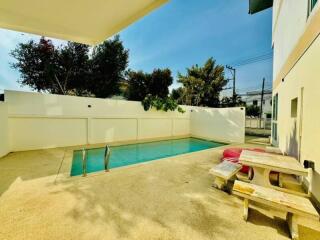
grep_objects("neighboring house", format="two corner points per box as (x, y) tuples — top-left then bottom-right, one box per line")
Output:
(242, 90), (272, 118)
(249, 0), (320, 203)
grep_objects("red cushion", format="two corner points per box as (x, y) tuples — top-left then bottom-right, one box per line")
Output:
(223, 148), (242, 159)
(221, 148), (265, 174)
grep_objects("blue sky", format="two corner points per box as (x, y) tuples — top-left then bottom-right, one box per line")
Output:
(0, 0), (273, 96)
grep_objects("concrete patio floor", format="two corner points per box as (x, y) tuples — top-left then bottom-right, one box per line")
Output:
(0, 142), (319, 240)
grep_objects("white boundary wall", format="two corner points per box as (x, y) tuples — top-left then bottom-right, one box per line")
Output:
(0, 90), (245, 156)
(190, 107), (245, 144)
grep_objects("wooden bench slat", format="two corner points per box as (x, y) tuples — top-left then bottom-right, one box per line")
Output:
(209, 161), (242, 180)
(233, 181), (319, 219)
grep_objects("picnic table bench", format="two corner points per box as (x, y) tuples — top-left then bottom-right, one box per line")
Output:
(233, 181), (320, 240)
(239, 150), (309, 196)
(209, 161), (242, 190)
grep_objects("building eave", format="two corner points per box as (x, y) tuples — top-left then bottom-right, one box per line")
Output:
(249, 0), (273, 14)
(0, 0), (169, 45)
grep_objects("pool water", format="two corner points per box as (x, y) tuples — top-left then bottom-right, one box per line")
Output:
(71, 138), (225, 176)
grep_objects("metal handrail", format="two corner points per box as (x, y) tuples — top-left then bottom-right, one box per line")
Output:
(82, 148), (87, 177)
(104, 145), (111, 172)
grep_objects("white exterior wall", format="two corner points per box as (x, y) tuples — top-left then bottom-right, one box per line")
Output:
(275, 34), (320, 202)
(272, 0), (311, 78)
(5, 90), (191, 151)
(0, 103), (9, 157)
(190, 107), (245, 143)
(0, 90), (245, 155)
(272, 1), (320, 202)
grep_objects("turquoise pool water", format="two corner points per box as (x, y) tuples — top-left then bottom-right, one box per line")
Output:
(71, 138), (225, 176)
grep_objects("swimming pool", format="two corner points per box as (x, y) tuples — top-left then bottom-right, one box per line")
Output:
(71, 137), (225, 176)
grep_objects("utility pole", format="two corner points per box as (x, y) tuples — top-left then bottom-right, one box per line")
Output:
(226, 65), (236, 106)
(260, 78), (265, 128)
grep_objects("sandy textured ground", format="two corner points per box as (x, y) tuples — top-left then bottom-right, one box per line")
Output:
(0, 142), (319, 240)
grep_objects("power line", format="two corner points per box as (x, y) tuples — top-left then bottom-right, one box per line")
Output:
(228, 52), (272, 65)
(233, 55), (273, 67)
(227, 52), (273, 67)
(236, 83), (272, 93)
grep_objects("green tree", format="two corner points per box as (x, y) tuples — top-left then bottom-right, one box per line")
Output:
(56, 42), (91, 95)
(11, 37), (90, 95)
(220, 94), (245, 107)
(142, 94), (185, 113)
(11, 35), (128, 97)
(125, 69), (183, 113)
(90, 35), (129, 98)
(171, 87), (185, 104)
(125, 70), (150, 101)
(177, 58), (227, 107)
(148, 68), (173, 98)
(126, 68), (173, 101)
(11, 37), (61, 93)
(246, 105), (261, 117)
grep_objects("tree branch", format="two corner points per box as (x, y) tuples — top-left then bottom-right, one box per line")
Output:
(54, 74), (66, 95)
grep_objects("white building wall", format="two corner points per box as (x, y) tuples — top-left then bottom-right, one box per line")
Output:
(272, 0), (320, 203)
(275, 34), (320, 203)
(272, 0), (311, 78)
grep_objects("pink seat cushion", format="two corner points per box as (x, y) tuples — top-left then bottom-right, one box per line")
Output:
(221, 148), (265, 174)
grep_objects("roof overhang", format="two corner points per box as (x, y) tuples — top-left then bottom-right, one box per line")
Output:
(249, 0), (273, 14)
(0, 0), (169, 45)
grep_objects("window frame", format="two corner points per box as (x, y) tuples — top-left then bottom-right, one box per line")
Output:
(253, 100), (258, 106)
(272, 93), (279, 146)
(308, 0), (318, 16)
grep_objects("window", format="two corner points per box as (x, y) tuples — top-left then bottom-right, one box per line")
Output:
(309, 0), (318, 15)
(272, 94), (278, 146)
(253, 100), (258, 106)
(272, 122), (278, 141)
(291, 98), (298, 118)
(272, 94), (278, 121)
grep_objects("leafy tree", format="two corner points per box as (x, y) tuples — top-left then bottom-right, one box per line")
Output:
(125, 70), (150, 101)
(171, 87), (185, 104)
(148, 68), (173, 98)
(246, 105), (261, 117)
(142, 94), (185, 113)
(125, 69), (183, 113)
(126, 68), (173, 101)
(220, 94), (245, 107)
(11, 37), (61, 93)
(11, 35), (128, 97)
(57, 42), (91, 95)
(177, 58), (227, 107)
(90, 35), (129, 98)
(11, 37), (90, 95)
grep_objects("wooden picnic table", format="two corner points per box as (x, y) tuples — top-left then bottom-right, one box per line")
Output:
(239, 150), (309, 196)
